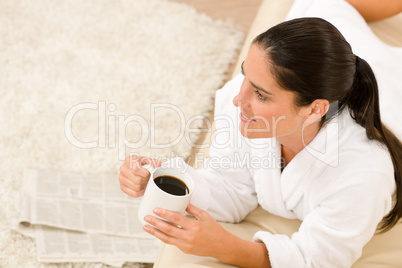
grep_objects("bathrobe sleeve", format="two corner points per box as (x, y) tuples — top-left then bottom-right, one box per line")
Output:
(166, 74), (259, 223)
(253, 154), (395, 268)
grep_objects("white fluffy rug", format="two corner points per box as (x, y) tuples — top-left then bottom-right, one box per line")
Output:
(0, 0), (243, 267)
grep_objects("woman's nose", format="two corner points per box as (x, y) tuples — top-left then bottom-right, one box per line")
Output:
(233, 93), (241, 107)
(233, 80), (250, 108)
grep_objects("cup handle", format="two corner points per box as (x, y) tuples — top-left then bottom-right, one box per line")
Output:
(142, 164), (156, 174)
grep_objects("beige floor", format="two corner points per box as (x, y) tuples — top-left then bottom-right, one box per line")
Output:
(172, 0), (262, 32)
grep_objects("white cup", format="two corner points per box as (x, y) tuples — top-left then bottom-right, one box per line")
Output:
(138, 165), (194, 226)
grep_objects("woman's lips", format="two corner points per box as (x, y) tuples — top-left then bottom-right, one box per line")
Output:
(240, 112), (256, 123)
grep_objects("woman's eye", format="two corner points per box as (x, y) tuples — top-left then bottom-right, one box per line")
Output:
(254, 90), (266, 101)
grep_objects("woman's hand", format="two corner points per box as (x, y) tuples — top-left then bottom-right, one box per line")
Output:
(118, 155), (161, 198)
(143, 203), (229, 258)
(143, 203), (271, 267)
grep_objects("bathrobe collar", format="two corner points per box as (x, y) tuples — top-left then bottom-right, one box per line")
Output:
(279, 109), (349, 213)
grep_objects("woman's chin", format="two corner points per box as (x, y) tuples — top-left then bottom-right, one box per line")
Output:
(238, 125), (272, 139)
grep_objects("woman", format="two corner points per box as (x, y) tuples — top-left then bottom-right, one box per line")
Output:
(118, 18), (402, 267)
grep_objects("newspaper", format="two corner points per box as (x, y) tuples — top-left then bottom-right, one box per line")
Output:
(13, 169), (159, 267)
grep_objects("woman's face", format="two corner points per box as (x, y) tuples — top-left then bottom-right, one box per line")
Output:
(233, 44), (309, 140)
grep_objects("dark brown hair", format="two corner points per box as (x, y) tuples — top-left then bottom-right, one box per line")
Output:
(252, 17), (402, 231)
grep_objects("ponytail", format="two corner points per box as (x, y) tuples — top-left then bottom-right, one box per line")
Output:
(343, 55), (402, 232)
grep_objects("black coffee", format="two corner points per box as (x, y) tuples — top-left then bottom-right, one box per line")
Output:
(154, 175), (189, 196)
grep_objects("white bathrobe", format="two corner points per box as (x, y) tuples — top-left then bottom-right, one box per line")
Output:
(165, 0), (400, 267)
(169, 73), (395, 268)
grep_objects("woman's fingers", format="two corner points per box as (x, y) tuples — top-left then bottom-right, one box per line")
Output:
(117, 155), (161, 198)
(143, 204), (227, 258)
(125, 158), (151, 178)
(149, 205), (207, 230)
(144, 214), (184, 238)
(143, 222), (184, 248)
(118, 166), (147, 190)
(152, 208), (190, 229)
(121, 186), (145, 198)
(185, 203), (207, 220)
(139, 157), (162, 169)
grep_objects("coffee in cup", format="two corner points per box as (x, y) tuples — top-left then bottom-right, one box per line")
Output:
(137, 165), (193, 226)
(153, 175), (189, 196)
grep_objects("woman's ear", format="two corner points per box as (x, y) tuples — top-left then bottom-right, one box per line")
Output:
(304, 99), (330, 125)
